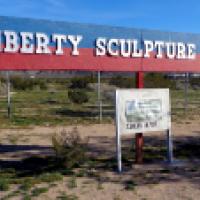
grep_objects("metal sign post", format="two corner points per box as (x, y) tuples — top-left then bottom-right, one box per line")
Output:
(115, 91), (122, 173)
(184, 73), (189, 114)
(135, 72), (144, 164)
(167, 128), (173, 163)
(6, 71), (11, 119)
(98, 71), (102, 123)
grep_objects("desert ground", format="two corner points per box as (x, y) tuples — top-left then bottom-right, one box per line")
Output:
(0, 76), (199, 199)
(0, 119), (199, 200)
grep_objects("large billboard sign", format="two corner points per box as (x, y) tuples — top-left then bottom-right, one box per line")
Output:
(116, 89), (171, 134)
(0, 16), (200, 71)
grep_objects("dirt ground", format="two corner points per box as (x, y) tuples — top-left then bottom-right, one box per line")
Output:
(0, 119), (200, 200)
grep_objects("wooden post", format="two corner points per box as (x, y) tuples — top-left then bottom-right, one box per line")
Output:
(135, 72), (144, 164)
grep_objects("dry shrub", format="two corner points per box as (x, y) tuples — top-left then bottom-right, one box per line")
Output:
(52, 127), (88, 169)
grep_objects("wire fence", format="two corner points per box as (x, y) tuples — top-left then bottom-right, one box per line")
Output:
(0, 71), (200, 127)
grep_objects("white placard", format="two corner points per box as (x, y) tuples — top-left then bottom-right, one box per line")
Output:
(116, 89), (171, 135)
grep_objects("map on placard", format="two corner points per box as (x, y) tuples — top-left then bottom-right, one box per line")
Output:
(125, 99), (162, 122)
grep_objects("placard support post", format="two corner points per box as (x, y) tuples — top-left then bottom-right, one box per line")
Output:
(167, 128), (173, 163)
(116, 91), (122, 173)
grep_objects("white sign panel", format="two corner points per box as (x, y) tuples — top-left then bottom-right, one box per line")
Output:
(116, 89), (171, 134)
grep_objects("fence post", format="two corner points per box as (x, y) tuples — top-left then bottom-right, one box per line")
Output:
(184, 73), (189, 114)
(7, 71), (11, 119)
(98, 71), (102, 123)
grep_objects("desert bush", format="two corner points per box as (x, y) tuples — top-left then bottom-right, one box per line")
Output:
(124, 180), (137, 190)
(55, 78), (70, 84)
(68, 89), (89, 104)
(57, 192), (78, 200)
(52, 128), (88, 169)
(0, 76), (5, 82)
(109, 75), (135, 88)
(10, 76), (47, 90)
(67, 176), (77, 188)
(37, 79), (48, 90)
(11, 77), (34, 90)
(38, 172), (63, 183)
(145, 73), (176, 89)
(109, 74), (176, 89)
(69, 77), (90, 89)
(190, 77), (200, 89)
(31, 187), (49, 197)
(20, 178), (35, 191)
(0, 178), (9, 191)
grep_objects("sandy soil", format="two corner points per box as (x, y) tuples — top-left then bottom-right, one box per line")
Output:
(0, 119), (200, 200)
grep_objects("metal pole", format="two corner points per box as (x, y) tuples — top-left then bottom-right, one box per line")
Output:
(98, 71), (102, 123)
(7, 71), (11, 119)
(184, 73), (189, 114)
(135, 72), (144, 164)
(115, 90), (122, 173)
(166, 129), (173, 163)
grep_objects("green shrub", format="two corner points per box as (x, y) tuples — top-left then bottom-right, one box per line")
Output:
(68, 89), (89, 104)
(109, 74), (176, 89)
(67, 176), (77, 188)
(52, 128), (88, 169)
(0, 178), (9, 191)
(190, 77), (200, 89)
(38, 172), (63, 183)
(124, 180), (137, 190)
(70, 77), (90, 89)
(0, 76), (6, 83)
(10, 76), (47, 90)
(145, 73), (176, 89)
(37, 79), (48, 90)
(11, 77), (35, 90)
(109, 75), (135, 88)
(57, 192), (78, 200)
(31, 187), (49, 197)
(23, 195), (32, 200)
(20, 178), (35, 191)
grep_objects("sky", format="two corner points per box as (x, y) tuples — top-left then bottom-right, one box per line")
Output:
(0, 0), (200, 33)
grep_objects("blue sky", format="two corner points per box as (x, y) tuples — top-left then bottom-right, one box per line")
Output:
(0, 0), (200, 33)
